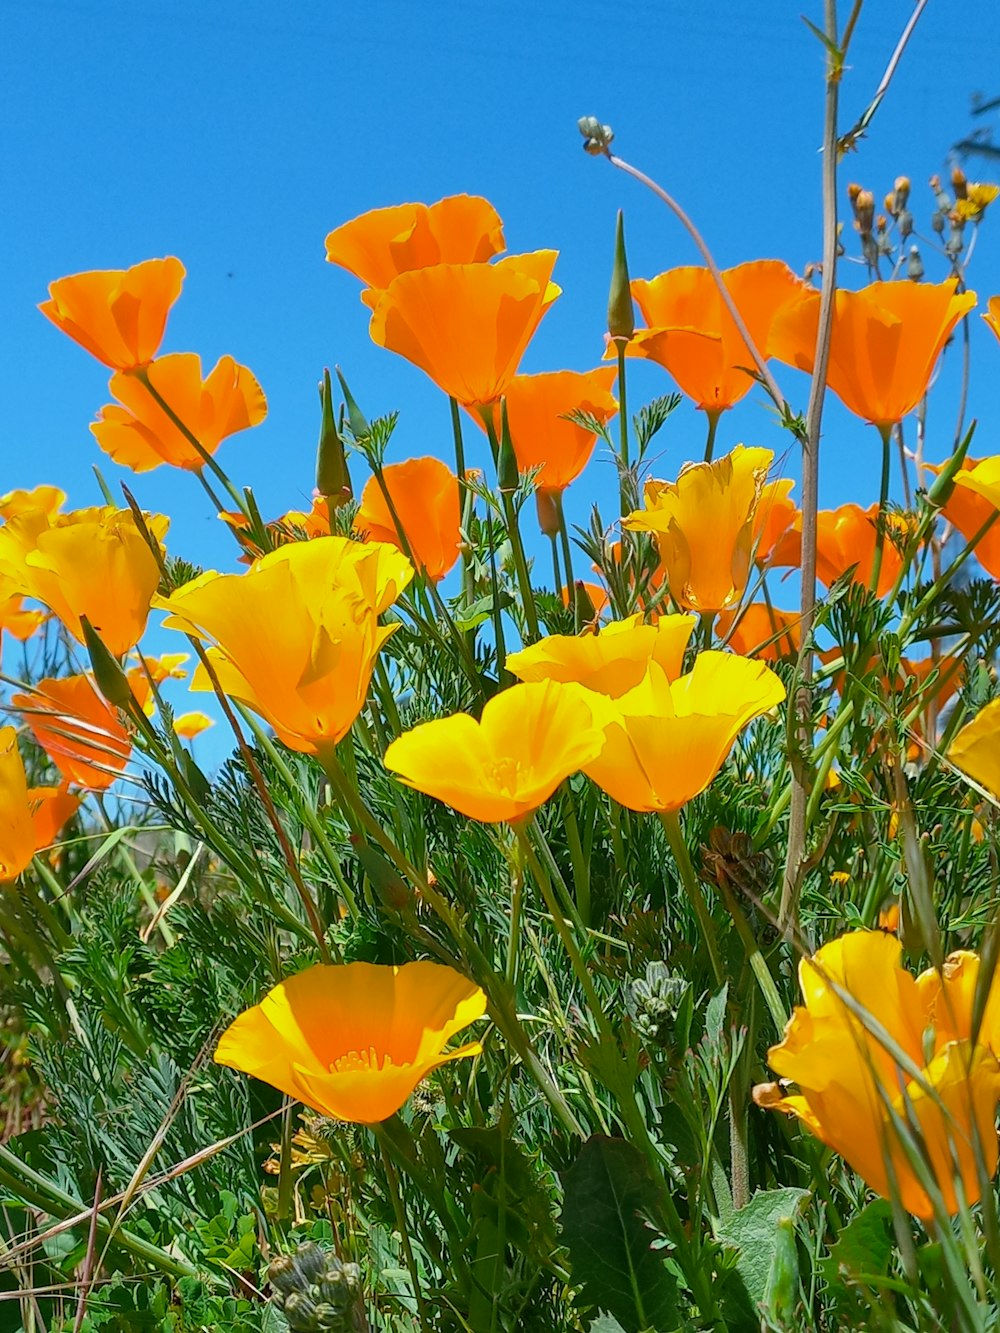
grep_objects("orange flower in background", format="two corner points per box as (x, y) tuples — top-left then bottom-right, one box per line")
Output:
(771, 279), (976, 429)
(624, 445), (773, 612)
(814, 503), (908, 598)
(157, 537), (412, 756)
(277, 496), (334, 540)
(948, 697), (1000, 798)
(624, 261), (809, 412)
(754, 478), (801, 569)
(581, 653), (785, 812)
(0, 591), (45, 646)
(0, 728), (40, 882)
(562, 581), (611, 621)
(13, 675), (132, 791)
(717, 603), (801, 661)
(325, 195), (505, 306)
(173, 711), (214, 740)
(754, 930), (1000, 1220)
(480, 368), (618, 491)
(982, 295), (1000, 344)
(383, 680), (605, 823)
(29, 784), (81, 854)
(0, 506), (167, 657)
(369, 251), (560, 407)
(92, 353), (267, 472)
(354, 457), (461, 582)
(927, 455), (1000, 580)
(39, 257), (186, 370)
(506, 613), (695, 696)
(215, 960), (486, 1124)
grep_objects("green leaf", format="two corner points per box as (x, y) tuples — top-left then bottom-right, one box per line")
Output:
(818, 1199), (894, 1294)
(561, 1135), (679, 1333)
(716, 1186), (808, 1310)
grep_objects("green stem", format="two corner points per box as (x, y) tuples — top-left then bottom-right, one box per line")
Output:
(616, 341), (630, 515)
(703, 409), (720, 464)
(869, 424), (893, 594)
(659, 811), (724, 987)
(375, 1127), (431, 1329)
(555, 493), (578, 629)
(563, 796), (592, 926)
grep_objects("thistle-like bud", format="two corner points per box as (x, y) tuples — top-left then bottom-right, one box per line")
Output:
(894, 175), (911, 208)
(497, 400), (519, 495)
(628, 962), (690, 1049)
(952, 164), (968, 199)
(577, 115), (614, 155)
(847, 181), (863, 205)
(884, 191), (897, 217)
(897, 207), (913, 241)
(946, 217), (966, 258)
(316, 369), (352, 507)
(930, 174), (952, 215)
(931, 209), (946, 235)
(268, 1243), (365, 1331)
(80, 615), (133, 708)
(906, 244), (925, 282)
(607, 209), (635, 343)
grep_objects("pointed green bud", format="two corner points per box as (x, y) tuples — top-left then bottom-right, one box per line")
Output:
(334, 367), (370, 439)
(179, 749), (212, 804)
(927, 425), (974, 508)
(80, 615), (133, 708)
(351, 836), (411, 912)
(315, 369), (352, 505)
(497, 399), (519, 495)
(607, 209), (634, 343)
(572, 580), (596, 625)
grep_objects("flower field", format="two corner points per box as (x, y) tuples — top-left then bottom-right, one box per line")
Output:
(6, 11), (1000, 1333)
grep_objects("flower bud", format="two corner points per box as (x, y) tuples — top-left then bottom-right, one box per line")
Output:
(897, 207), (913, 241)
(607, 209), (635, 343)
(334, 367), (370, 440)
(351, 836), (411, 912)
(952, 164), (968, 199)
(535, 488), (561, 538)
(497, 400), (519, 495)
(906, 244), (925, 282)
(628, 961), (690, 1049)
(894, 175), (911, 208)
(315, 369), (352, 507)
(80, 615), (133, 708)
(577, 115), (614, 155)
(847, 181), (863, 205)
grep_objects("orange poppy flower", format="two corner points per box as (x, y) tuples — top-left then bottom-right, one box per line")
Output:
(506, 613), (695, 696)
(0, 592), (45, 644)
(173, 711), (214, 740)
(29, 784), (82, 854)
(982, 296), (1000, 345)
(91, 353), (267, 472)
(770, 279), (976, 429)
(924, 455), (1000, 579)
(39, 258), (186, 370)
(562, 581), (611, 620)
(815, 503), (908, 598)
(581, 654), (785, 813)
(0, 727), (40, 881)
(353, 457), (461, 582)
(0, 505), (167, 657)
(383, 680), (605, 823)
(754, 478), (801, 569)
(623, 445), (773, 612)
(478, 368), (618, 491)
(754, 930), (1000, 1220)
(276, 496), (334, 540)
(12, 674), (132, 791)
(368, 251), (560, 407)
(622, 261), (809, 412)
(157, 537), (412, 756)
(215, 960), (486, 1124)
(717, 603), (801, 661)
(0, 487), (65, 521)
(325, 195), (505, 306)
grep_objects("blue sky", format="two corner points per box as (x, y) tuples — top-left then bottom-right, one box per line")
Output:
(5, 0), (1000, 753)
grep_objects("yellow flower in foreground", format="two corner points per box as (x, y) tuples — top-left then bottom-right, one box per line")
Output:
(623, 445), (773, 612)
(215, 960), (486, 1124)
(754, 931), (1000, 1220)
(0, 505), (167, 656)
(383, 681), (605, 823)
(157, 538), (412, 756)
(582, 653), (784, 812)
(948, 697), (1000, 797)
(506, 614), (695, 697)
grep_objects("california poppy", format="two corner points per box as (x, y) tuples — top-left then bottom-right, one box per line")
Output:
(581, 653), (785, 813)
(28, 783), (82, 855)
(717, 603), (801, 662)
(623, 445), (773, 613)
(624, 261), (809, 412)
(157, 537), (412, 756)
(325, 195), (505, 306)
(754, 478), (801, 569)
(0, 487), (65, 521)
(383, 680), (605, 823)
(39, 258), (186, 370)
(91, 353), (267, 472)
(0, 728), (40, 881)
(0, 505), (167, 657)
(354, 457), (461, 582)
(216, 960), (486, 1124)
(815, 503), (908, 598)
(368, 252), (560, 407)
(12, 674), (132, 791)
(984, 296), (1000, 345)
(754, 930), (1000, 1220)
(927, 455), (1000, 581)
(948, 697), (1000, 798)
(479, 368), (618, 491)
(771, 279), (976, 429)
(173, 711), (214, 740)
(506, 613), (695, 696)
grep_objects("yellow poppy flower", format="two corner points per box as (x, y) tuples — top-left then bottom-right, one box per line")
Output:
(581, 653), (785, 812)
(948, 697), (1000, 798)
(506, 613), (695, 697)
(754, 931), (1000, 1220)
(173, 711), (214, 740)
(157, 537), (412, 756)
(383, 680), (605, 823)
(623, 445), (773, 613)
(215, 960), (486, 1124)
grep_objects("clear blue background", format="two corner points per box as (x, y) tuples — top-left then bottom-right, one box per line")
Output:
(5, 0), (1000, 752)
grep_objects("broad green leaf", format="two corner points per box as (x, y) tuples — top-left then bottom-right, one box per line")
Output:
(716, 1186), (808, 1310)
